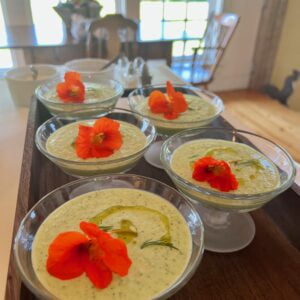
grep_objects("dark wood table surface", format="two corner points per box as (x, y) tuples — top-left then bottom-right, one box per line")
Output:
(5, 98), (300, 300)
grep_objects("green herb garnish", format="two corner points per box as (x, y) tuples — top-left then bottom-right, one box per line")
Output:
(141, 239), (179, 251)
(229, 158), (264, 170)
(99, 225), (113, 232)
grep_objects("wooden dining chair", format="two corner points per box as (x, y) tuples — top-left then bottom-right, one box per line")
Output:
(172, 13), (240, 87)
(86, 14), (138, 60)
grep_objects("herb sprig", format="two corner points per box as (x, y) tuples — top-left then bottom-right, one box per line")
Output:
(141, 239), (179, 251)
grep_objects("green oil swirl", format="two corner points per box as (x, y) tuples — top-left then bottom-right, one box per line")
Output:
(89, 205), (176, 249)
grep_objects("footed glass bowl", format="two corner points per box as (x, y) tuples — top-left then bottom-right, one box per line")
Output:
(35, 110), (156, 177)
(14, 174), (204, 300)
(128, 84), (224, 136)
(128, 84), (224, 169)
(35, 75), (123, 119)
(161, 127), (296, 253)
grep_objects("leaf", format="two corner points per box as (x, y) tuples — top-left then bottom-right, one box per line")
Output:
(141, 239), (179, 251)
(99, 225), (113, 232)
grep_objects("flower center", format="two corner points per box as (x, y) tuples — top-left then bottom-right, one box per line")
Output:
(92, 133), (105, 145)
(70, 85), (80, 96)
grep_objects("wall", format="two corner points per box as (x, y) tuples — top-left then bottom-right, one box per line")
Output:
(271, 0), (300, 110)
(209, 0), (264, 91)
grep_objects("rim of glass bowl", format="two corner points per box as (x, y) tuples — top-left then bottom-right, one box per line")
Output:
(35, 110), (157, 166)
(14, 174), (205, 300)
(161, 127), (297, 201)
(128, 84), (224, 125)
(35, 78), (124, 106)
(65, 58), (115, 74)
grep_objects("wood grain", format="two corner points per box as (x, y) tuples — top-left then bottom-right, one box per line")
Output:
(218, 90), (300, 162)
(5, 98), (300, 300)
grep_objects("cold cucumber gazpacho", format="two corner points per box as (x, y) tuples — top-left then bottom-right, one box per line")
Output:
(45, 71), (117, 104)
(170, 139), (280, 207)
(46, 118), (146, 162)
(133, 81), (217, 134)
(32, 188), (192, 300)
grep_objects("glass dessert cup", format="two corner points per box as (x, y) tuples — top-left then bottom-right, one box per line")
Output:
(161, 127), (296, 253)
(14, 174), (204, 300)
(35, 75), (124, 119)
(128, 84), (224, 168)
(65, 58), (115, 81)
(35, 109), (156, 178)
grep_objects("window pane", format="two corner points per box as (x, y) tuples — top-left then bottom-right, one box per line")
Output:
(30, 0), (64, 45)
(0, 1), (13, 68)
(164, 2), (186, 21)
(172, 41), (184, 57)
(183, 40), (200, 56)
(187, 2), (209, 20)
(140, 21), (163, 41)
(30, 1), (116, 45)
(99, 0), (116, 17)
(140, 1), (163, 21)
(185, 20), (207, 38)
(163, 21), (185, 39)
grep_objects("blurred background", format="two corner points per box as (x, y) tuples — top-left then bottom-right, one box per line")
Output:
(0, 0), (298, 102)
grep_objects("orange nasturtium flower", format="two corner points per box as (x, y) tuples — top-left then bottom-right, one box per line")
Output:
(76, 117), (123, 159)
(46, 221), (132, 289)
(192, 156), (238, 192)
(56, 71), (85, 103)
(148, 81), (187, 120)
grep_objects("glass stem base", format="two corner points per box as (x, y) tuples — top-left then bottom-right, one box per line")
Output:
(193, 202), (256, 253)
(144, 140), (165, 169)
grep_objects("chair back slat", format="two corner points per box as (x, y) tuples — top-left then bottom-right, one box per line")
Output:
(172, 12), (239, 85)
(86, 14), (138, 59)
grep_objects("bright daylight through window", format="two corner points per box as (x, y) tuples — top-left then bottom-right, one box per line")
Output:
(139, 0), (209, 57)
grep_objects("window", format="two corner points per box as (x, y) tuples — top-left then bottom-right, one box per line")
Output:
(0, 1), (13, 69)
(29, 0), (116, 45)
(30, 0), (64, 45)
(139, 0), (209, 57)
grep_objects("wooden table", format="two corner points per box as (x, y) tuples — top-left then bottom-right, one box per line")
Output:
(5, 96), (300, 299)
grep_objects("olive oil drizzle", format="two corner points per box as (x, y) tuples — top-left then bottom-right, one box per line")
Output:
(89, 205), (178, 249)
(188, 146), (265, 173)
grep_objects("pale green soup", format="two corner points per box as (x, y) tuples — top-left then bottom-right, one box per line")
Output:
(32, 189), (192, 300)
(45, 83), (117, 104)
(171, 139), (280, 195)
(135, 94), (217, 135)
(46, 120), (146, 162)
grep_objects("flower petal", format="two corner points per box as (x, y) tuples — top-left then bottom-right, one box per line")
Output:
(84, 256), (113, 289)
(46, 232), (88, 280)
(101, 130), (123, 150)
(91, 147), (114, 158)
(163, 111), (179, 120)
(56, 80), (85, 103)
(166, 81), (176, 97)
(101, 239), (132, 276)
(148, 90), (169, 113)
(192, 156), (238, 192)
(93, 117), (120, 133)
(172, 91), (187, 113)
(56, 82), (70, 101)
(75, 118), (123, 159)
(76, 125), (93, 159)
(65, 71), (82, 82)
(80, 221), (105, 239)
(80, 222), (132, 276)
